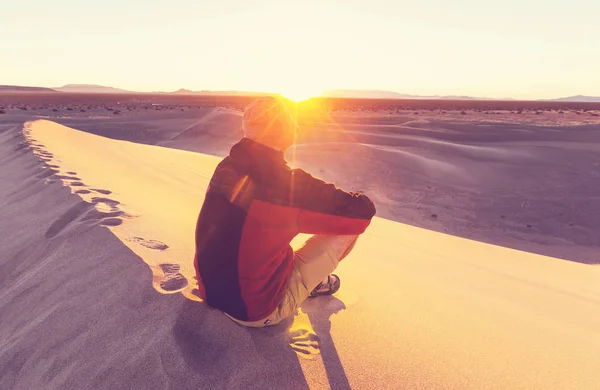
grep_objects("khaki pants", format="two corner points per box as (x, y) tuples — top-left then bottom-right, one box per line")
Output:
(228, 234), (359, 328)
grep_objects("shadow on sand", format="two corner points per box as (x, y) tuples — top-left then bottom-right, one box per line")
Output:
(302, 296), (352, 390)
(172, 296), (352, 389)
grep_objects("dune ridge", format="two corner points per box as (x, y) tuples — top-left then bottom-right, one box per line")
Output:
(1, 119), (600, 389)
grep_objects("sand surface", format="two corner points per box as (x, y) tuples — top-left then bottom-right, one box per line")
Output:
(1, 105), (600, 389)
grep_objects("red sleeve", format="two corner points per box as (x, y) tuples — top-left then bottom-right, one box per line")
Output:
(289, 169), (376, 235)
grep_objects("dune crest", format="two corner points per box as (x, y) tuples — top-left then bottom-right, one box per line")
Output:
(24, 119), (222, 301)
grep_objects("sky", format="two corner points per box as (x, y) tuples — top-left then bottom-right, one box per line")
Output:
(1, 0), (599, 100)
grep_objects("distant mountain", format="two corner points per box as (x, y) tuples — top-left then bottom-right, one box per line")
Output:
(171, 88), (194, 94)
(322, 90), (419, 99)
(439, 95), (488, 100)
(547, 95), (600, 103)
(320, 89), (509, 101)
(169, 89), (272, 97)
(51, 85), (269, 95)
(53, 84), (134, 94)
(0, 85), (57, 93)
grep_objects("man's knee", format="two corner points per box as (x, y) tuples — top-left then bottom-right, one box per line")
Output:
(338, 234), (359, 261)
(317, 234), (360, 264)
(295, 234), (360, 267)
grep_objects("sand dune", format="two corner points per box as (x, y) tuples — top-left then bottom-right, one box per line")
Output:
(158, 108), (244, 156)
(292, 116), (600, 264)
(1, 117), (600, 389)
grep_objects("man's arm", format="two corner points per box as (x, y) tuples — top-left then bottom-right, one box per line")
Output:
(289, 169), (376, 235)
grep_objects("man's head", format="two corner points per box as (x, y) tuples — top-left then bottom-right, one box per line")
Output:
(242, 96), (299, 152)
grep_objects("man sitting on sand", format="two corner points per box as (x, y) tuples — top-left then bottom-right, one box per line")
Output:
(193, 96), (376, 327)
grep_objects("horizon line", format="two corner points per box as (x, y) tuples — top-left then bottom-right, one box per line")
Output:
(1, 83), (599, 102)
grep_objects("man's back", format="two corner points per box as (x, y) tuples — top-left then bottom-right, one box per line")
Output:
(194, 138), (375, 322)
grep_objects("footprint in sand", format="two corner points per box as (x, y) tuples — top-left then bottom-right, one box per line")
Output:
(156, 264), (188, 292)
(55, 175), (82, 181)
(288, 328), (320, 358)
(127, 236), (169, 251)
(81, 209), (125, 227)
(91, 197), (119, 205)
(100, 218), (123, 226)
(91, 188), (112, 195)
(33, 149), (53, 157)
(82, 210), (123, 221)
(91, 197), (121, 212)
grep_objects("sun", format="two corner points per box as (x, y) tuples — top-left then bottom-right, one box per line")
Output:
(280, 87), (319, 102)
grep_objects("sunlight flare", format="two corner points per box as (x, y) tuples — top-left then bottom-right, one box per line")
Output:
(280, 87), (319, 102)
